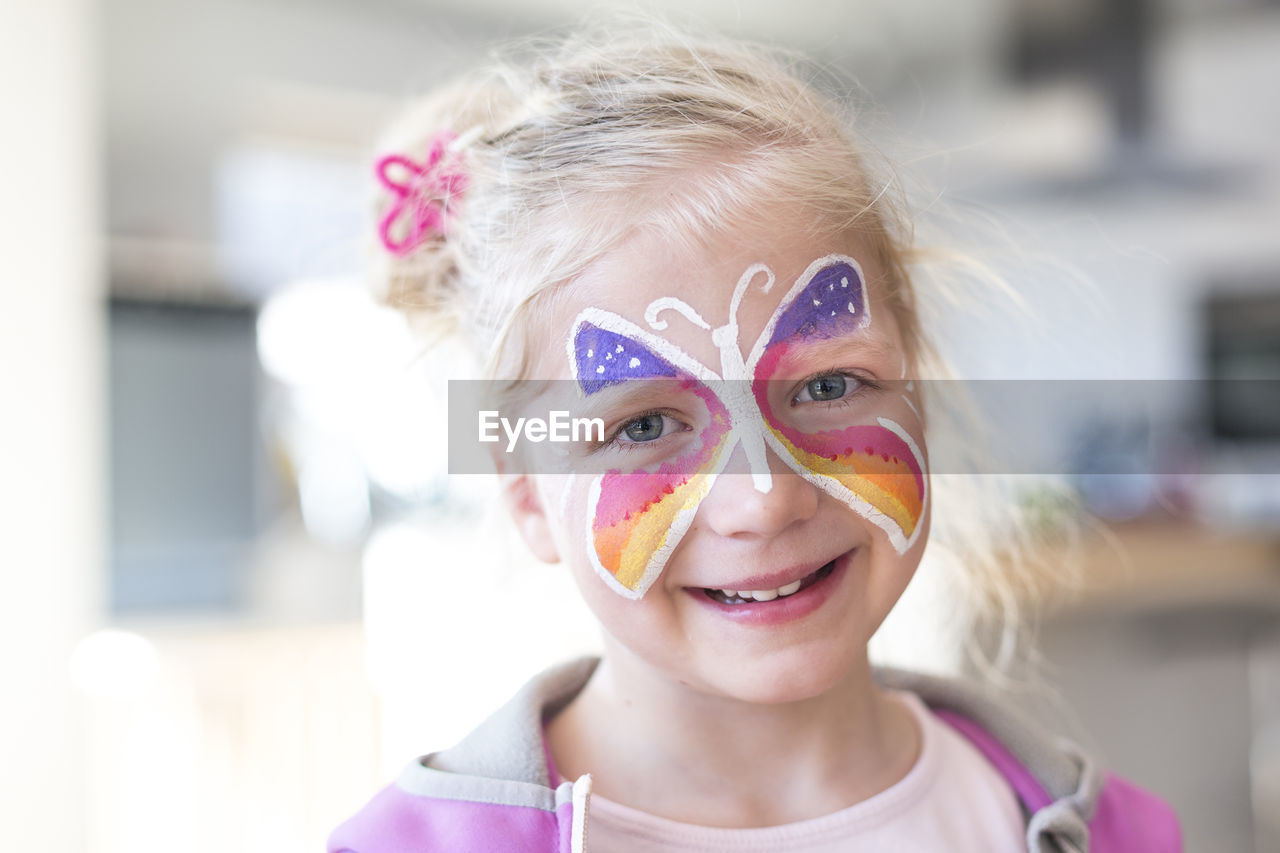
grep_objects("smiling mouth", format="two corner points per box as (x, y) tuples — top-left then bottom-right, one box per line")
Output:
(701, 559), (837, 605)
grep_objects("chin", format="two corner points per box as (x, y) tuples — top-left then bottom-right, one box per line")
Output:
(709, 647), (859, 706)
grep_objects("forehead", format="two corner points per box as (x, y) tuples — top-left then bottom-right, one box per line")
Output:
(536, 219), (902, 378)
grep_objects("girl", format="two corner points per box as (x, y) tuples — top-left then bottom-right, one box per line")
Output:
(330, 23), (1181, 853)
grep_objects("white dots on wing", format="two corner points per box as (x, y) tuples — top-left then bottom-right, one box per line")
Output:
(841, 277), (849, 288)
(615, 344), (624, 353)
(587, 349), (593, 358)
(847, 302), (856, 313)
(596, 365), (605, 374)
(629, 357), (640, 368)
(812, 298), (822, 306)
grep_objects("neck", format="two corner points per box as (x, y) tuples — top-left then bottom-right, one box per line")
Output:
(546, 643), (919, 827)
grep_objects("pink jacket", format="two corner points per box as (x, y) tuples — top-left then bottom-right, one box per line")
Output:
(329, 657), (1182, 852)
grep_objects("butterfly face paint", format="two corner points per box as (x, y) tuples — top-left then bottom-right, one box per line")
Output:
(568, 255), (928, 600)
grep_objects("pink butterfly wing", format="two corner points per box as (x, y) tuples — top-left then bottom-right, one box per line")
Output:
(571, 311), (734, 598)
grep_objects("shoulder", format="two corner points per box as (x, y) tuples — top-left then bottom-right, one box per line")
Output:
(327, 658), (599, 853)
(876, 667), (1183, 852)
(1086, 772), (1184, 853)
(326, 773), (568, 853)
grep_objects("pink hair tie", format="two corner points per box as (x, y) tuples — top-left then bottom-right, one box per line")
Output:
(375, 130), (469, 257)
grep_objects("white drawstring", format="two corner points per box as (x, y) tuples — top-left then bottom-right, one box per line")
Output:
(570, 773), (592, 853)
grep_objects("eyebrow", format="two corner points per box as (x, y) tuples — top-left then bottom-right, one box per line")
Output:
(769, 329), (899, 365)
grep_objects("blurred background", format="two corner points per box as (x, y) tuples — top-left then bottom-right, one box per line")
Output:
(3, 0), (1279, 850)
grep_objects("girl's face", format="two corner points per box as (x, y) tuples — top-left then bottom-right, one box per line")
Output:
(507, 214), (930, 705)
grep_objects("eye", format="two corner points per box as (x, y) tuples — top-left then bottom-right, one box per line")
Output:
(618, 412), (678, 444)
(795, 373), (851, 403)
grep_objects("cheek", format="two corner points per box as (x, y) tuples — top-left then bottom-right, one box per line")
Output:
(551, 486), (678, 653)
(538, 459), (713, 597)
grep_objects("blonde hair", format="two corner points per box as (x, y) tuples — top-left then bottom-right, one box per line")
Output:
(373, 22), (923, 382)
(373, 21), (1079, 679)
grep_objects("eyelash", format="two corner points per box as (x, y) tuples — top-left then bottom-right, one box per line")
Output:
(790, 368), (881, 408)
(601, 408), (689, 452)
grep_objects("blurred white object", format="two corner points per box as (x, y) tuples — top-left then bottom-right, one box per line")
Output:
(82, 622), (379, 853)
(70, 629), (160, 699)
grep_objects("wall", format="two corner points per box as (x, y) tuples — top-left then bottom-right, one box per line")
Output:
(0, 1), (103, 850)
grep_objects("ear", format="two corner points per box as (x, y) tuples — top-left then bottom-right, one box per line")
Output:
(500, 473), (562, 564)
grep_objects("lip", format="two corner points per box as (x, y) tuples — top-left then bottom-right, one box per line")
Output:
(684, 550), (852, 627)
(686, 555), (838, 594)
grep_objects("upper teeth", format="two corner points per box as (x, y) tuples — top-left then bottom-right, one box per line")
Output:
(717, 579), (803, 601)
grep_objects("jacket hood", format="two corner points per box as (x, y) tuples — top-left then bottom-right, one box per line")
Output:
(401, 656), (1105, 852)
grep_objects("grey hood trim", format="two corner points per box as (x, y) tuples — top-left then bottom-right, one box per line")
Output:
(417, 657), (600, 787)
(402, 656), (1101, 848)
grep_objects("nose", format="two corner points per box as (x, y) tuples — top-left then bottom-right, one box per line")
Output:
(698, 443), (819, 539)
